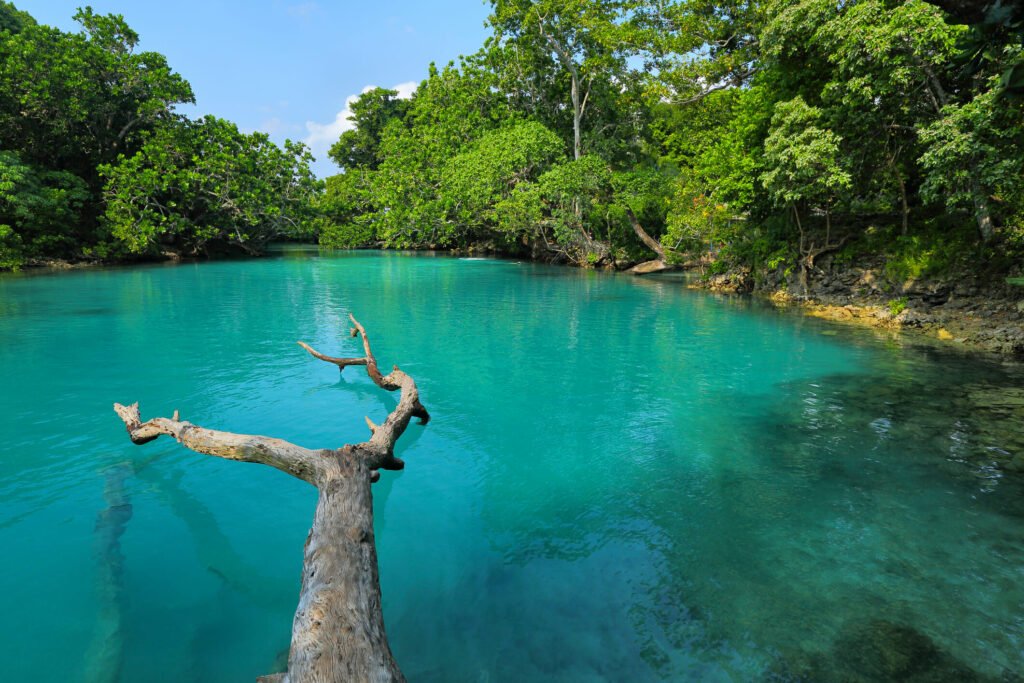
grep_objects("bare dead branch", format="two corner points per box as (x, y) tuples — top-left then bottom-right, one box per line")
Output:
(626, 206), (666, 260)
(301, 315), (430, 472)
(112, 402), (326, 485)
(295, 341), (368, 372)
(112, 314), (431, 682)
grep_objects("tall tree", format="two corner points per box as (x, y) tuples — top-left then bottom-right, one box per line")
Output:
(0, 8), (193, 174)
(488, 0), (638, 160)
(761, 96), (851, 291)
(367, 57), (511, 246)
(327, 87), (411, 172)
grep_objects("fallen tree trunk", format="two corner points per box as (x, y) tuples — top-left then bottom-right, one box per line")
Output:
(625, 207), (664, 261)
(625, 207), (680, 276)
(629, 259), (675, 275)
(114, 314), (429, 682)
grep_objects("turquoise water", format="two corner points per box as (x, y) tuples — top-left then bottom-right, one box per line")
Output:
(1, 250), (1023, 682)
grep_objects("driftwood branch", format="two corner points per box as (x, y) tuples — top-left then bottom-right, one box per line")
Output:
(113, 403), (327, 485)
(113, 315), (429, 682)
(299, 314), (430, 476)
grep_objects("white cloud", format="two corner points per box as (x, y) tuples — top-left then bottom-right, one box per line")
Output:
(303, 81), (419, 175)
(392, 81), (418, 99)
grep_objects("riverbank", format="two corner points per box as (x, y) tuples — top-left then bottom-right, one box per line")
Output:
(700, 264), (1024, 357)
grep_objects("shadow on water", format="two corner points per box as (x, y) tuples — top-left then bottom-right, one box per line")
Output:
(697, 363), (1024, 680)
(463, 354), (1024, 680)
(767, 619), (998, 682)
(142, 465), (296, 610)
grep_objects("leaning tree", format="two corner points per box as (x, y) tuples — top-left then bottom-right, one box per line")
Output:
(113, 315), (429, 682)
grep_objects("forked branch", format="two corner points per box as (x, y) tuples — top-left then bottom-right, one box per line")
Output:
(112, 314), (430, 682)
(299, 314), (430, 473)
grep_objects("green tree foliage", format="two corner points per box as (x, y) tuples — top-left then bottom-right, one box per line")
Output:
(316, 171), (377, 248)
(919, 86), (1024, 241)
(487, 0), (648, 162)
(328, 87), (410, 171)
(761, 96), (850, 232)
(658, 85), (771, 262)
(6, 0), (1021, 273)
(0, 8), (193, 177)
(313, 0), (1023, 273)
(368, 57), (513, 247)
(632, 0), (765, 104)
(441, 121), (565, 233)
(101, 116), (320, 256)
(0, 3), (322, 268)
(0, 151), (88, 268)
(0, 2), (34, 34)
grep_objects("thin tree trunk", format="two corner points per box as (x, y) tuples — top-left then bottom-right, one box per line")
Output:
(970, 175), (995, 242)
(792, 204), (810, 296)
(114, 315), (430, 682)
(571, 73), (582, 161)
(535, 11), (583, 160)
(625, 207), (665, 260)
(922, 63), (996, 242)
(896, 171), (909, 236)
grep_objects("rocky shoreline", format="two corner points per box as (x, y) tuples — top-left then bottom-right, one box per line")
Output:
(700, 264), (1024, 357)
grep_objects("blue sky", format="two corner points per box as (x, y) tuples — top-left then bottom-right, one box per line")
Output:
(27, 1), (493, 176)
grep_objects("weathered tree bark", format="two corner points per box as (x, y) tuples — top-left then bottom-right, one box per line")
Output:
(533, 10), (591, 162)
(113, 315), (430, 682)
(626, 206), (678, 275)
(626, 207), (665, 261)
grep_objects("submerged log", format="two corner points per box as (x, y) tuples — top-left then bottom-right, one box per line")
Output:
(85, 463), (133, 683)
(113, 314), (430, 682)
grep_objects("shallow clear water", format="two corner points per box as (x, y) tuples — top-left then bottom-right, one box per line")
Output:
(1, 250), (1023, 682)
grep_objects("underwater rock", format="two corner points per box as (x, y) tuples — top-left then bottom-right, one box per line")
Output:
(824, 620), (989, 682)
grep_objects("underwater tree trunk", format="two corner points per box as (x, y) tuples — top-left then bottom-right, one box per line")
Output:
(113, 315), (430, 682)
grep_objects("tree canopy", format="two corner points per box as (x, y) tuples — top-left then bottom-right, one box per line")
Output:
(312, 0), (1023, 276)
(0, 3), (317, 268)
(2, 0), (1022, 280)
